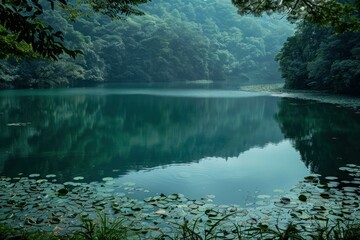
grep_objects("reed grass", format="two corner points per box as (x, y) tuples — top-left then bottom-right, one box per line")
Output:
(0, 213), (359, 240)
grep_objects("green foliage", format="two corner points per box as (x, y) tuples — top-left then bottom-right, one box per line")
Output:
(77, 212), (128, 240)
(1, 215), (360, 240)
(312, 220), (360, 240)
(0, 0), (83, 60)
(277, 22), (360, 95)
(0, 0), (150, 60)
(165, 213), (237, 240)
(0, 25), (38, 60)
(232, 0), (360, 33)
(1, 0), (293, 88)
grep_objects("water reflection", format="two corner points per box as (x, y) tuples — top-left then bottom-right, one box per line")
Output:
(275, 98), (360, 179)
(0, 90), (283, 184)
(118, 140), (308, 204)
(1, 88), (359, 204)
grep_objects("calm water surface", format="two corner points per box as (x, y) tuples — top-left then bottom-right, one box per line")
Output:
(1, 85), (359, 205)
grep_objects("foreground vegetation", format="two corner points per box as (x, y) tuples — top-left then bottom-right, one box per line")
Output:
(1, 214), (360, 240)
(0, 164), (359, 240)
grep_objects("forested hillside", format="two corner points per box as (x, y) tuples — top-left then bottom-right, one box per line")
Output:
(0, 0), (293, 88)
(277, 23), (360, 95)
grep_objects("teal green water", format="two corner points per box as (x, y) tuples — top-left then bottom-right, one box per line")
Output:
(1, 86), (359, 205)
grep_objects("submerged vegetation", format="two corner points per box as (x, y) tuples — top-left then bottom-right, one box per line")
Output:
(0, 164), (359, 239)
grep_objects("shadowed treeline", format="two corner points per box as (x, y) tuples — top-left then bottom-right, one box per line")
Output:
(275, 98), (360, 178)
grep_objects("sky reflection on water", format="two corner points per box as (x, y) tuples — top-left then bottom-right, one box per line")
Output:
(112, 140), (308, 204)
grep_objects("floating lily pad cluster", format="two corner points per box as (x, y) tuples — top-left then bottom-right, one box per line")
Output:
(0, 164), (359, 239)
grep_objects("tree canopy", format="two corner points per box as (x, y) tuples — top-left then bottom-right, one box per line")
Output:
(232, 0), (360, 33)
(276, 22), (360, 95)
(0, 0), (293, 88)
(0, 0), (150, 59)
(1, 0), (360, 60)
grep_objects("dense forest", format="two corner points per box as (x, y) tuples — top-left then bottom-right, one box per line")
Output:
(1, 0), (359, 94)
(0, 0), (293, 88)
(277, 23), (360, 95)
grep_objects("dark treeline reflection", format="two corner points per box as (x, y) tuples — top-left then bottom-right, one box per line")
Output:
(0, 93), (283, 181)
(275, 98), (360, 179)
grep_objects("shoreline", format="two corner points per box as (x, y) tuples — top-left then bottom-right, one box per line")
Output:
(240, 83), (360, 109)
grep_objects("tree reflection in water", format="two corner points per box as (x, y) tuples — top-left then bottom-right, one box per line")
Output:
(0, 92), (283, 182)
(275, 98), (360, 179)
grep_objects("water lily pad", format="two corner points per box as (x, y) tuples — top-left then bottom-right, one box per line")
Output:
(320, 193), (330, 199)
(57, 188), (69, 196)
(29, 174), (40, 178)
(167, 194), (179, 200)
(339, 167), (352, 171)
(257, 195), (271, 199)
(205, 210), (218, 217)
(155, 209), (167, 216)
(123, 182), (135, 186)
(343, 187), (357, 192)
(298, 195), (307, 202)
(345, 164), (357, 168)
(298, 213), (311, 220)
(325, 176), (338, 181)
(63, 182), (81, 187)
(280, 197), (291, 204)
(36, 179), (47, 184)
(131, 206), (142, 211)
(273, 189), (284, 193)
(341, 209), (353, 215)
(102, 177), (114, 182)
(45, 174), (56, 178)
(72, 176), (84, 181)
(49, 217), (61, 224)
(189, 204), (198, 209)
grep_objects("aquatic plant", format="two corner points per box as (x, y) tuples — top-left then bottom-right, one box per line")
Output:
(77, 212), (128, 240)
(0, 164), (359, 239)
(162, 213), (237, 240)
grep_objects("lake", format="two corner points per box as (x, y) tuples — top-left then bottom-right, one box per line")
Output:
(1, 84), (360, 206)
